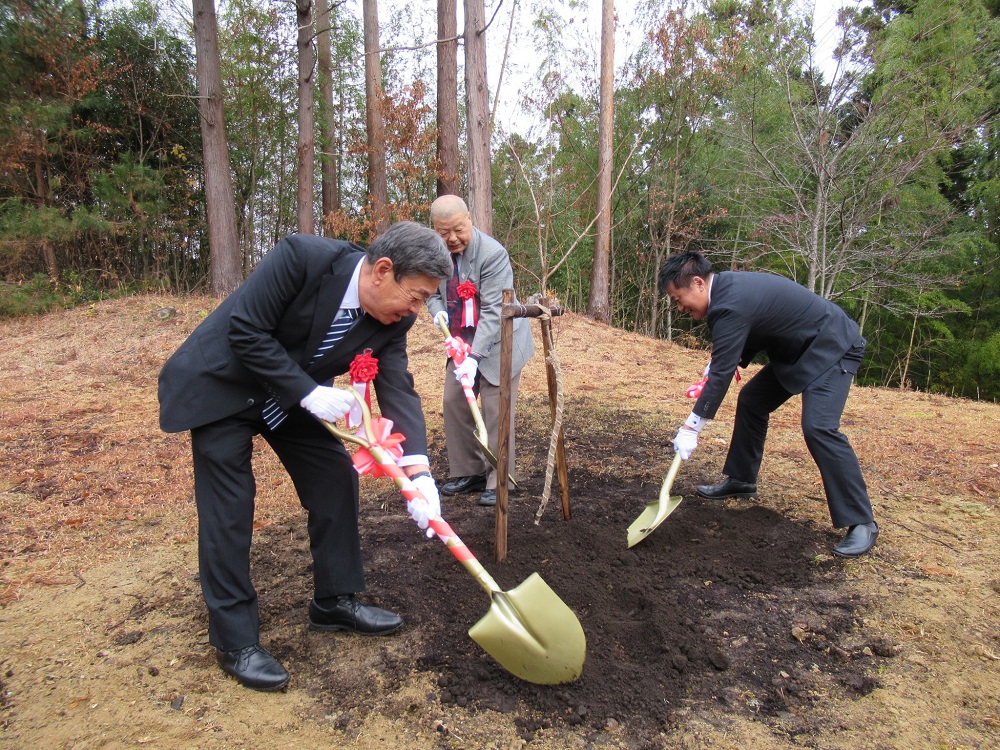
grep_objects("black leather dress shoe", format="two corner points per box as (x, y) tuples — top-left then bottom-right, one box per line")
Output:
(832, 522), (879, 558)
(309, 595), (403, 635)
(440, 472), (489, 496)
(216, 643), (290, 691)
(478, 489), (496, 506)
(696, 477), (758, 499)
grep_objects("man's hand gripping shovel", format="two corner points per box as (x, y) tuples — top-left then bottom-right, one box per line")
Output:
(318, 394), (585, 685)
(436, 317), (517, 489)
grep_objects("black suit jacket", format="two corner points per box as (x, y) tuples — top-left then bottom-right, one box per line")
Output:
(694, 271), (864, 419)
(158, 233), (428, 457)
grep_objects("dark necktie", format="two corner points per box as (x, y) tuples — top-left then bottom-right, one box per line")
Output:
(446, 253), (464, 338)
(261, 307), (361, 431)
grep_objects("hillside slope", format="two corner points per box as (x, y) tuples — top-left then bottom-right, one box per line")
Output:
(0, 295), (998, 749)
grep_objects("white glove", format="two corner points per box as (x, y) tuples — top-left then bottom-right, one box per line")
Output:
(409, 474), (441, 538)
(300, 385), (355, 422)
(673, 426), (699, 461)
(454, 356), (479, 384)
(433, 310), (449, 329)
(703, 362), (711, 378)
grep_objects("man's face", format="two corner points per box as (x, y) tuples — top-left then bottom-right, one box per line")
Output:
(432, 212), (474, 254)
(665, 277), (710, 320)
(361, 258), (440, 324)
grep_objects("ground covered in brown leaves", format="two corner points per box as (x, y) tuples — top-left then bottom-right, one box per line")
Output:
(1, 295), (999, 749)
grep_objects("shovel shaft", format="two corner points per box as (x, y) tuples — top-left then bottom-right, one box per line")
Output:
(364, 443), (504, 596)
(438, 321), (516, 487)
(318, 415), (503, 595)
(457, 375), (490, 439)
(319, 407), (584, 685)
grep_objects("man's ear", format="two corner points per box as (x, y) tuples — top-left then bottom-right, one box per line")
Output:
(370, 257), (395, 286)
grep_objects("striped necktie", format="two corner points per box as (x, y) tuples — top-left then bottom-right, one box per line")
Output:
(261, 307), (361, 431)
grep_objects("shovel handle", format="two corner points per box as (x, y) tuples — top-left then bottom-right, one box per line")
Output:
(436, 318), (516, 488)
(319, 411), (502, 597)
(664, 452), (682, 493)
(437, 317), (490, 434)
(364, 440), (502, 595)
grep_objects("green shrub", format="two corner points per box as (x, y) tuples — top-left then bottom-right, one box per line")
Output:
(0, 274), (66, 318)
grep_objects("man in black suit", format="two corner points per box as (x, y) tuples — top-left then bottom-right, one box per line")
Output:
(158, 222), (452, 691)
(659, 251), (878, 558)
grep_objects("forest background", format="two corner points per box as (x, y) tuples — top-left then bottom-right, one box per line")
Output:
(1, 0), (999, 400)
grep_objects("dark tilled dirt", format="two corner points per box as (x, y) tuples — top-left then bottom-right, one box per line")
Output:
(238, 396), (887, 744)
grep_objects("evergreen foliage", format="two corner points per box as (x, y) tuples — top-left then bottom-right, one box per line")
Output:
(0, 0), (998, 399)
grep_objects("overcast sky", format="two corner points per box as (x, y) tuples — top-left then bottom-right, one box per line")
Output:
(475, 0), (855, 133)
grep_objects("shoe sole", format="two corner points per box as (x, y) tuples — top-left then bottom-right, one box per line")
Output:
(440, 484), (487, 496)
(831, 547), (875, 558)
(308, 621), (403, 636)
(696, 491), (757, 500)
(831, 541), (878, 559)
(221, 671), (290, 692)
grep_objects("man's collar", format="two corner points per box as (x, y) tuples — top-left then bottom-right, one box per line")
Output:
(340, 257), (365, 309)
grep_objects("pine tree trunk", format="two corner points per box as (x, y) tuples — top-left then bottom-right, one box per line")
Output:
(587, 0), (614, 323)
(316, 0), (340, 230)
(192, 0), (242, 296)
(436, 0), (460, 196)
(296, 0), (316, 235)
(464, 0), (492, 235)
(363, 0), (389, 234)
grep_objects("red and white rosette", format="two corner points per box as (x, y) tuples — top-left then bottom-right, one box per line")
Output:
(456, 280), (478, 327)
(347, 349), (378, 430)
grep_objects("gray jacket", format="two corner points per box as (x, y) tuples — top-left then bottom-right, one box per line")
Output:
(426, 228), (534, 385)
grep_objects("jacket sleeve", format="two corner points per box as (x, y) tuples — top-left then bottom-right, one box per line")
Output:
(693, 306), (750, 420)
(371, 316), (428, 457)
(469, 239), (513, 361)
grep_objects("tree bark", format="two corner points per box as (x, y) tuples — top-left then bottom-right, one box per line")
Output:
(587, 0), (614, 322)
(436, 0), (460, 196)
(363, 0), (389, 234)
(316, 0), (340, 230)
(192, 0), (242, 296)
(464, 0), (492, 234)
(296, 0), (316, 234)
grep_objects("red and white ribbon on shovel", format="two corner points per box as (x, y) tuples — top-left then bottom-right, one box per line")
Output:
(685, 368), (741, 398)
(445, 334), (478, 400)
(317, 392), (585, 686)
(321, 401), (480, 553)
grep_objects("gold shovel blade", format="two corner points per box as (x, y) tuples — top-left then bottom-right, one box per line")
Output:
(468, 572), (586, 684)
(626, 454), (684, 548)
(626, 494), (683, 547)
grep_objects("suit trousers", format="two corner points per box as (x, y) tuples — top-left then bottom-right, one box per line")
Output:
(190, 406), (365, 651)
(443, 359), (520, 490)
(722, 360), (873, 529)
